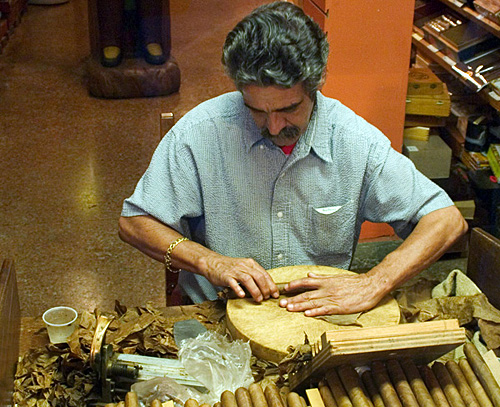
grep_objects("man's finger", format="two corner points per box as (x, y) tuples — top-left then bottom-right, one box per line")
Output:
(284, 277), (321, 291)
(238, 276), (264, 303)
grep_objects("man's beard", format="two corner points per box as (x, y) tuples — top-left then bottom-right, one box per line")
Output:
(261, 125), (301, 142)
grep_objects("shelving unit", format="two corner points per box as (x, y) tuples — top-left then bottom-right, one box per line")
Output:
(409, 1), (500, 236)
(412, 0), (500, 111)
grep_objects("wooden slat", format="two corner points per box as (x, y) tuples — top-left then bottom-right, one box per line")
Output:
(291, 320), (466, 391)
(0, 259), (20, 407)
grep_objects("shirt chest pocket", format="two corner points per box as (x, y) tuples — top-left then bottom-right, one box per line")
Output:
(306, 201), (356, 257)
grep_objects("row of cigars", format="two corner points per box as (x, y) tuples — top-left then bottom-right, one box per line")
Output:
(105, 342), (500, 407)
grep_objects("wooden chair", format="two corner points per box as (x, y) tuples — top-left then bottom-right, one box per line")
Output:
(160, 113), (182, 306)
(467, 227), (500, 310)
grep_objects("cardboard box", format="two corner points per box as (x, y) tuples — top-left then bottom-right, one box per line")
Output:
(403, 135), (452, 179)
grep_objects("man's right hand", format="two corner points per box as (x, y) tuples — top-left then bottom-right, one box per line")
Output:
(198, 254), (279, 302)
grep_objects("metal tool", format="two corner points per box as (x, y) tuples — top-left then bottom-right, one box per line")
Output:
(90, 315), (206, 403)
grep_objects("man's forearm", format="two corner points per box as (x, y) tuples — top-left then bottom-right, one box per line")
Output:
(118, 215), (280, 301)
(118, 215), (211, 272)
(366, 205), (468, 299)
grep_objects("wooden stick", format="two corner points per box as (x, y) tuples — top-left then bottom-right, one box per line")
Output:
(337, 365), (374, 407)
(419, 365), (451, 407)
(371, 361), (402, 407)
(446, 360), (481, 407)
(459, 358), (494, 407)
(265, 383), (286, 407)
(249, 384), (269, 407)
(319, 379), (339, 407)
(325, 368), (354, 407)
(432, 362), (467, 407)
(360, 371), (385, 407)
(306, 388), (327, 407)
(386, 359), (419, 407)
(464, 343), (500, 407)
(400, 358), (436, 407)
(222, 391), (239, 407)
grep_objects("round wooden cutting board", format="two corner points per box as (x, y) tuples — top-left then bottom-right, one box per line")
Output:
(226, 265), (401, 363)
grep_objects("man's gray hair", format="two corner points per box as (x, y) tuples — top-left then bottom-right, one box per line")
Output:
(222, 1), (329, 98)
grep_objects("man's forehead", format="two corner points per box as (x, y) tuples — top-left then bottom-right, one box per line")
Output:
(241, 84), (307, 112)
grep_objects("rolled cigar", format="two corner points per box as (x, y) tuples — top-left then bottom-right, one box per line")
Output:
(432, 362), (467, 407)
(325, 368), (354, 407)
(200, 404), (211, 407)
(400, 358), (436, 407)
(280, 386), (290, 407)
(186, 399), (200, 407)
(337, 365), (374, 407)
(151, 401), (162, 407)
(249, 383), (269, 407)
(360, 371), (386, 407)
(105, 404), (115, 407)
(386, 359), (419, 407)
(464, 343), (500, 407)
(125, 392), (139, 407)
(236, 387), (254, 407)
(319, 379), (339, 407)
(419, 365), (451, 407)
(287, 392), (304, 407)
(215, 403), (222, 407)
(459, 358), (494, 407)
(265, 383), (285, 407)
(222, 391), (239, 407)
(117, 402), (125, 407)
(299, 396), (308, 407)
(446, 360), (481, 407)
(371, 361), (402, 407)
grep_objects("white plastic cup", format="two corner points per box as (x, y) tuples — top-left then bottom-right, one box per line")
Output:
(42, 306), (78, 344)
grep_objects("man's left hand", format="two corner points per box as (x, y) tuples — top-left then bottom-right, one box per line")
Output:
(278, 272), (384, 316)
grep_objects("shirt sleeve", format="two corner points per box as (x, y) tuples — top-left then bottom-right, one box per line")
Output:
(361, 136), (454, 239)
(121, 127), (204, 235)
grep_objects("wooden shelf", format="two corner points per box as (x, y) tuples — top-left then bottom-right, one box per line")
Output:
(411, 28), (500, 112)
(412, 29), (485, 90)
(435, 0), (500, 39)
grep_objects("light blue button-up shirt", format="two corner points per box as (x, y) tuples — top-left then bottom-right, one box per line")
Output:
(122, 91), (453, 302)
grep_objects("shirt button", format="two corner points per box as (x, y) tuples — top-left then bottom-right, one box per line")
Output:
(277, 253), (283, 260)
(260, 145), (265, 150)
(277, 211), (283, 218)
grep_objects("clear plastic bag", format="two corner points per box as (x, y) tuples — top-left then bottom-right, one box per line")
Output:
(178, 330), (254, 404)
(131, 376), (207, 407)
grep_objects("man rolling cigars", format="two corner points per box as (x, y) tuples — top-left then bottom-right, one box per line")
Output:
(119, 1), (467, 315)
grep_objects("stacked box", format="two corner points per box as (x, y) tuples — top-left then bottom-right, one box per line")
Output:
(487, 144), (500, 180)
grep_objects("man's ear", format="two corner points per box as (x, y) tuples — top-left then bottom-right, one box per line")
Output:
(318, 69), (327, 91)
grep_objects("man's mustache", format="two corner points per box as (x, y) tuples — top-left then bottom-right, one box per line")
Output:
(261, 125), (300, 140)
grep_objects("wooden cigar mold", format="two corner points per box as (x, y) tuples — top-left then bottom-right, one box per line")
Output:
(108, 343), (500, 407)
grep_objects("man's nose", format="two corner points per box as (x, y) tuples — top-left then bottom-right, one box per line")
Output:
(266, 112), (286, 136)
